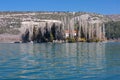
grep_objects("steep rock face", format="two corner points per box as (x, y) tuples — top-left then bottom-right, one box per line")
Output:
(0, 12), (110, 42)
(69, 14), (106, 41)
(21, 20), (64, 42)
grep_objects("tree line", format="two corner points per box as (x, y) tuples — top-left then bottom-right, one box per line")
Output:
(105, 21), (120, 39)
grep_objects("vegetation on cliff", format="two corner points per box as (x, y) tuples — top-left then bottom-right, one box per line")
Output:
(0, 12), (119, 42)
(105, 21), (120, 39)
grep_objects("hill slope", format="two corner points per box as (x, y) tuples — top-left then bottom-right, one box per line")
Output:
(0, 12), (114, 42)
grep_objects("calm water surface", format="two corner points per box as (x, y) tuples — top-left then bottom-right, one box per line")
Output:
(0, 42), (120, 80)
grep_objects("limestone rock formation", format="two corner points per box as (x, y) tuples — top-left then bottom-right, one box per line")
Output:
(69, 14), (106, 41)
(0, 12), (110, 42)
(21, 20), (64, 42)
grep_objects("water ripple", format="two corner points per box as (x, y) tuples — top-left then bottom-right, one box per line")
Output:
(0, 43), (120, 79)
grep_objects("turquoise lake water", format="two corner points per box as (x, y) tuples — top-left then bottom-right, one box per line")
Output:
(0, 42), (120, 80)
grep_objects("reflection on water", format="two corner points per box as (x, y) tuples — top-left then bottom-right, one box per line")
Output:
(0, 42), (120, 79)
